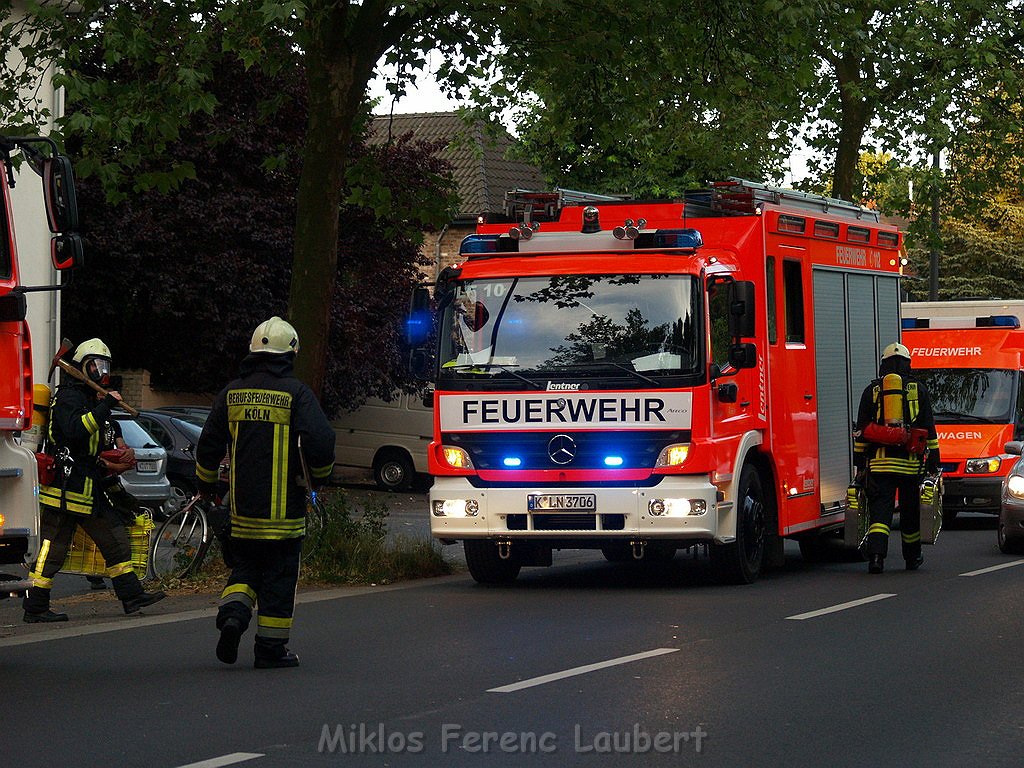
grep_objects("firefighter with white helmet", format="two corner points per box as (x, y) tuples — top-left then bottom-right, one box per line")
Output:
(853, 342), (940, 574)
(23, 338), (166, 621)
(196, 316), (335, 668)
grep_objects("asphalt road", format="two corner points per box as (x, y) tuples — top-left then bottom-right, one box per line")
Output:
(1, 511), (1020, 768)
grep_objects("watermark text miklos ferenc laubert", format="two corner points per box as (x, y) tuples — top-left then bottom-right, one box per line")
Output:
(318, 722), (708, 756)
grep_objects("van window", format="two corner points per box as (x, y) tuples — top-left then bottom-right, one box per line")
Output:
(783, 259), (805, 343)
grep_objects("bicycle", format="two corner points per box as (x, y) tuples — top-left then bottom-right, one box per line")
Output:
(150, 489), (327, 580)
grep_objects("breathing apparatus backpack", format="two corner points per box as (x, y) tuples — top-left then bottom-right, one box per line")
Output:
(862, 373), (928, 454)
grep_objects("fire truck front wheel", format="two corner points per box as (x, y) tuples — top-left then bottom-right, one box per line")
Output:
(464, 540), (522, 584)
(710, 463), (769, 585)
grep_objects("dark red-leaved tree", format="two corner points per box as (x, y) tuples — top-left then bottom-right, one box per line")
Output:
(65, 58), (454, 416)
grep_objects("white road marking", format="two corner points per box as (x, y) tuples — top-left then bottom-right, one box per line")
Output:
(175, 753), (264, 768)
(488, 648), (679, 693)
(785, 593), (896, 621)
(960, 559), (1024, 577)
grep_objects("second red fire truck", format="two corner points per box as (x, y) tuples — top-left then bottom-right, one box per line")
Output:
(408, 181), (905, 583)
(0, 135), (82, 598)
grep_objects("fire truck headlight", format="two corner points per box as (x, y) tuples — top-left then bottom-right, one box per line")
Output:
(1006, 475), (1024, 499)
(647, 498), (707, 516)
(655, 444), (689, 468)
(432, 499), (479, 517)
(966, 457), (1001, 474)
(443, 446), (473, 469)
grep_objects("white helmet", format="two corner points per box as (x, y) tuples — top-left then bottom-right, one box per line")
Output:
(72, 337), (111, 363)
(250, 316), (299, 355)
(881, 342), (911, 361)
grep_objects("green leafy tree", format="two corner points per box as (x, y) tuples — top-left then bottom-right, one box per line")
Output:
(1, 0), (489, 398)
(800, 0), (1022, 202)
(62, 54), (456, 415)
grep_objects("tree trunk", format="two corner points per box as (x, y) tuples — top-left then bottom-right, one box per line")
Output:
(831, 55), (872, 202)
(289, 24), (365, 396)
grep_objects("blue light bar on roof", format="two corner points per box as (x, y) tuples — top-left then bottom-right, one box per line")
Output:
(979, 315), (1020, 328)
(635, 228), (704, 250)
(460, 234), (502, 254)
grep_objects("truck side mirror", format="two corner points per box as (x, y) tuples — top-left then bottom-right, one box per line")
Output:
(51, 233), (83, 271)
(727, 342), (757, 369)
(406, 286), (432, 346)
(43, 155), (79, 233)
(727, 280), (755, 338)
(409, 349), (432, 381)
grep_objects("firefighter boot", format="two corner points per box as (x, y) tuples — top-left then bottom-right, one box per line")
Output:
(254, 638), (300, 669)
(216, 617), (244, 664)
(113, 573), (166, 614)
(22, 586), (68, 622)
(868, 555), (884, 574)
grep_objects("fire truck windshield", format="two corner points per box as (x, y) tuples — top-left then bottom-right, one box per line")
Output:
(438, 274), (701, 383)
(914, 368), (1019, 424)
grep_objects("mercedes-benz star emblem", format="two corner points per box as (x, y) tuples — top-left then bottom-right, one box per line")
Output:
(547, 434), (577, 465)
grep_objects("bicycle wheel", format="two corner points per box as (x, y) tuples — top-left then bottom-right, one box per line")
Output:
(151, 499), (210, 580)
(302, 494), (326, 560)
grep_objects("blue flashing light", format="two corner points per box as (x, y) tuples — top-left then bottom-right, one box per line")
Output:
(404, 311), (431, 345)
(503, 457), (522, 467)
(460, 234), (501, 254)
(983, 315), (1020, 328)
(651, 228), (703, 249)
(902, 318), (928, 329)
(603, 456), (624, 467)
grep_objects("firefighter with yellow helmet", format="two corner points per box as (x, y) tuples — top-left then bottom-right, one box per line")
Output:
(853, 342), (940, 574)
(196, 317), (335, 668)
(23, 338), (166, 621)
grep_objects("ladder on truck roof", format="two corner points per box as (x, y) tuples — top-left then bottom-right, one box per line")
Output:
(501, 188), (630, 222)
(690, 177), (880, 222)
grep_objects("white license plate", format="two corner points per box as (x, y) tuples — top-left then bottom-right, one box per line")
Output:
(527, 494), (597, 512)
(135, 461), (158, 473)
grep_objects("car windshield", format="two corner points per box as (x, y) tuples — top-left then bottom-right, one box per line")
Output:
(115, 418), (161, 449)
(438, 274), (701, 382)
(914, 368), (1018, 423)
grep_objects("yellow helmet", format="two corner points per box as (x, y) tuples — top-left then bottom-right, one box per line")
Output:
(72, 338), (111, 363)
(250, 316), (299, 355)
(881, 342), (911, 361)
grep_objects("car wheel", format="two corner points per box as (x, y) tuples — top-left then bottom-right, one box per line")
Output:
(997, 522), (1024, 554)
(373, 450), (415, 491)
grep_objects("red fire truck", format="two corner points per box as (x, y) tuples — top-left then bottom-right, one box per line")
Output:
(408, 181), (904, 584)
(901, 299), (1024, 523)
(0, 135), (82, 598)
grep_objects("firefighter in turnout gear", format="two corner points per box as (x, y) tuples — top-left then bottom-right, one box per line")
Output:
(853, 343), (940, 574)
(22, 339), (166, 622)
(196, 317), (335, 668)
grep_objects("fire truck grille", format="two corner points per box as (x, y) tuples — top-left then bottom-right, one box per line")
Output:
(506, 514), (625, 531)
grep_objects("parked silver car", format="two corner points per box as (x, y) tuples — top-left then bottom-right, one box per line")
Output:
(109, 414), (171, 515)
(998, 441), (1024, 554)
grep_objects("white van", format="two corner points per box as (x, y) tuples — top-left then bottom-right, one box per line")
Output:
(331, 391), (433, 490)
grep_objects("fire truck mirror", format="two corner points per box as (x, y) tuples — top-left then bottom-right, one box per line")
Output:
(409, 349), (433, 381)
(406, 286), (433, 346)
(43, 155), (79, 234)
(50, 233), (83, 272)
(727, 280), (756, 338)
(1005, 440), (1023, 456)
(727, 342), (757, 369)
